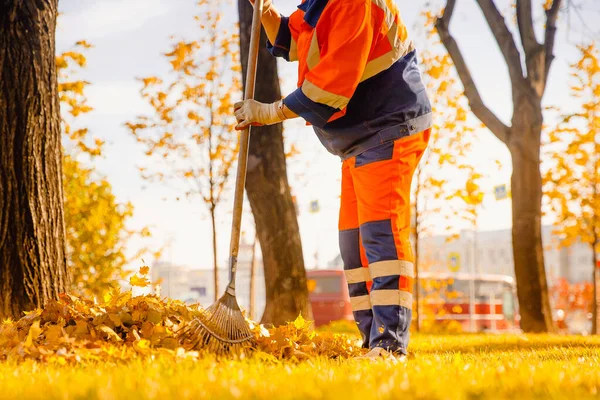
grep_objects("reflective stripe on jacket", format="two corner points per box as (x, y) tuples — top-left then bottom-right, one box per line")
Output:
(268, 0), (432, 159)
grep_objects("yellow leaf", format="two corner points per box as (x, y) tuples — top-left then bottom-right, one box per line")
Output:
(75, 320), (89, 336)
(147, 309), (163, 324)
(130, 274), (151, 288)
(98, 325), (122, 342)
(44, 325), (65, 345)
(24, 321), (42, 348)
(293, 314), (309, 330)
(108, 313), (122, 327)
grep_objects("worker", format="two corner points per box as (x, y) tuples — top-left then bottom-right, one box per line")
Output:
(235, 0), (432, 359)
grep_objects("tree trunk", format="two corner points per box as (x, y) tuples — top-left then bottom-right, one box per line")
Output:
(591, 193), (599, 334)
(249, 232), (257, 320)
(414, 222), (421, 332)
(591, 149), (599, 335)
(0, 0), (68, 319)
(509, 99), (555, 333)
(436, 0), (562, 333)
(238, 0), (310, 325)
(210, 207), (219, 301)
(592, 243), (598, 335)
(412, 168), (422, 332)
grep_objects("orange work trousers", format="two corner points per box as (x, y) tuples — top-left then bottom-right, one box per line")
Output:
(338, 129), (430, 354)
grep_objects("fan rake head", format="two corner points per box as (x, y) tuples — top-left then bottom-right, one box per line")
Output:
(178, 291), (255, 356)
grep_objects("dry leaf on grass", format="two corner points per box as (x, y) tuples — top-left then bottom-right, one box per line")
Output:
(0, 269), (362, 364)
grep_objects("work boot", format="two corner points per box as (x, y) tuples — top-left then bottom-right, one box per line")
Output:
(355, 347), (407, 363)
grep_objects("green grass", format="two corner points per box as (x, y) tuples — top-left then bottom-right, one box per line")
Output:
(1, 334), (600, 400)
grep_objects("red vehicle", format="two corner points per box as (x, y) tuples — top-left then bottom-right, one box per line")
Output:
(306, 270), (353, 327)
(419, 272), (520, 332)
(307, 269), (520, 332)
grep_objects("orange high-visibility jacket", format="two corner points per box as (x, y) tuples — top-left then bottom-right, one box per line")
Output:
(268, 0), (432, 158)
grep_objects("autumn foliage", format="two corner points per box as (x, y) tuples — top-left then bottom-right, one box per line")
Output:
(0, 268), (360, 363)
(57, 40), (155, 298)
(411, 13), (494, 330)
(63, 156), (153, 298)
(412, 10), (499, 252)
(127, 0), (242, 299)
(543, 44), (600, 332)
(544, 44), (599, 255)
(57, 40), (103, 157)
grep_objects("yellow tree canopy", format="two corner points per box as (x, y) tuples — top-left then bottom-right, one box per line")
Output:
(543, 44), (600, 251)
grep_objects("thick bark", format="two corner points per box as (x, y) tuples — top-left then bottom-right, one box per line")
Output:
(509, 98), (554, 332)
(210, 207), (219, 301)
(238, 0), (310, 325)
(0, 0), (68, 319)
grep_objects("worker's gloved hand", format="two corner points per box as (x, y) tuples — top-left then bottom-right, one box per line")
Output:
(234, 99), (286, 130)
(248, 0), (273, 15)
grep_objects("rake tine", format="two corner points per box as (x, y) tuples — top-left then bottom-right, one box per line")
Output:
(177, 292), (255, 356)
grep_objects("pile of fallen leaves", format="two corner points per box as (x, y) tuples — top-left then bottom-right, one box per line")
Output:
(0, 269), (361, 364)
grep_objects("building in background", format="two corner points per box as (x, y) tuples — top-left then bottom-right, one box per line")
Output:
(415, 226), (593, 285)
(151, 238), (266, 320)
(329, 225), (593, 285)
(151, 226), (594, 324)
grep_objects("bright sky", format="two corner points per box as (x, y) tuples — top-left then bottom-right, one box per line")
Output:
(56, 0), (600, 270)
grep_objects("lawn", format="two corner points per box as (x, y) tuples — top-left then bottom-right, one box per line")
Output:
(2, 334), (599, 400)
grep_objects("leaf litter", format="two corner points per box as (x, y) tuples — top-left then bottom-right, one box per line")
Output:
(0, 269), (361, 364)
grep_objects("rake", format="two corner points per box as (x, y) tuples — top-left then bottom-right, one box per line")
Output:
(177, 0), (264, 356)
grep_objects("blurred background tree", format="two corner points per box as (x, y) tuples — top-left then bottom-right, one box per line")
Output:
(127, 0), (240, 301)
(412, 12), (497, 331)
(543, 44), (600, 333)
(435, 0), (565, 333)
(238, 0), (310, 324)
(413, 48), (475, 330)
(58, 41), (155, 298)
(63, 156), (152, 298)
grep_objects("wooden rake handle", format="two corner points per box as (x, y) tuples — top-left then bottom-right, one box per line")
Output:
(226, 0), (264, 293)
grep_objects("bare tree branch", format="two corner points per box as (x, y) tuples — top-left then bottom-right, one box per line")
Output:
(436, 2), (511, 144)
(439, 0), (457, 26)
(517, 0), (546, 96)
(516, 0), (539, 54)
(544, 0), (563, 87)
(475, 0), (525, 85)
